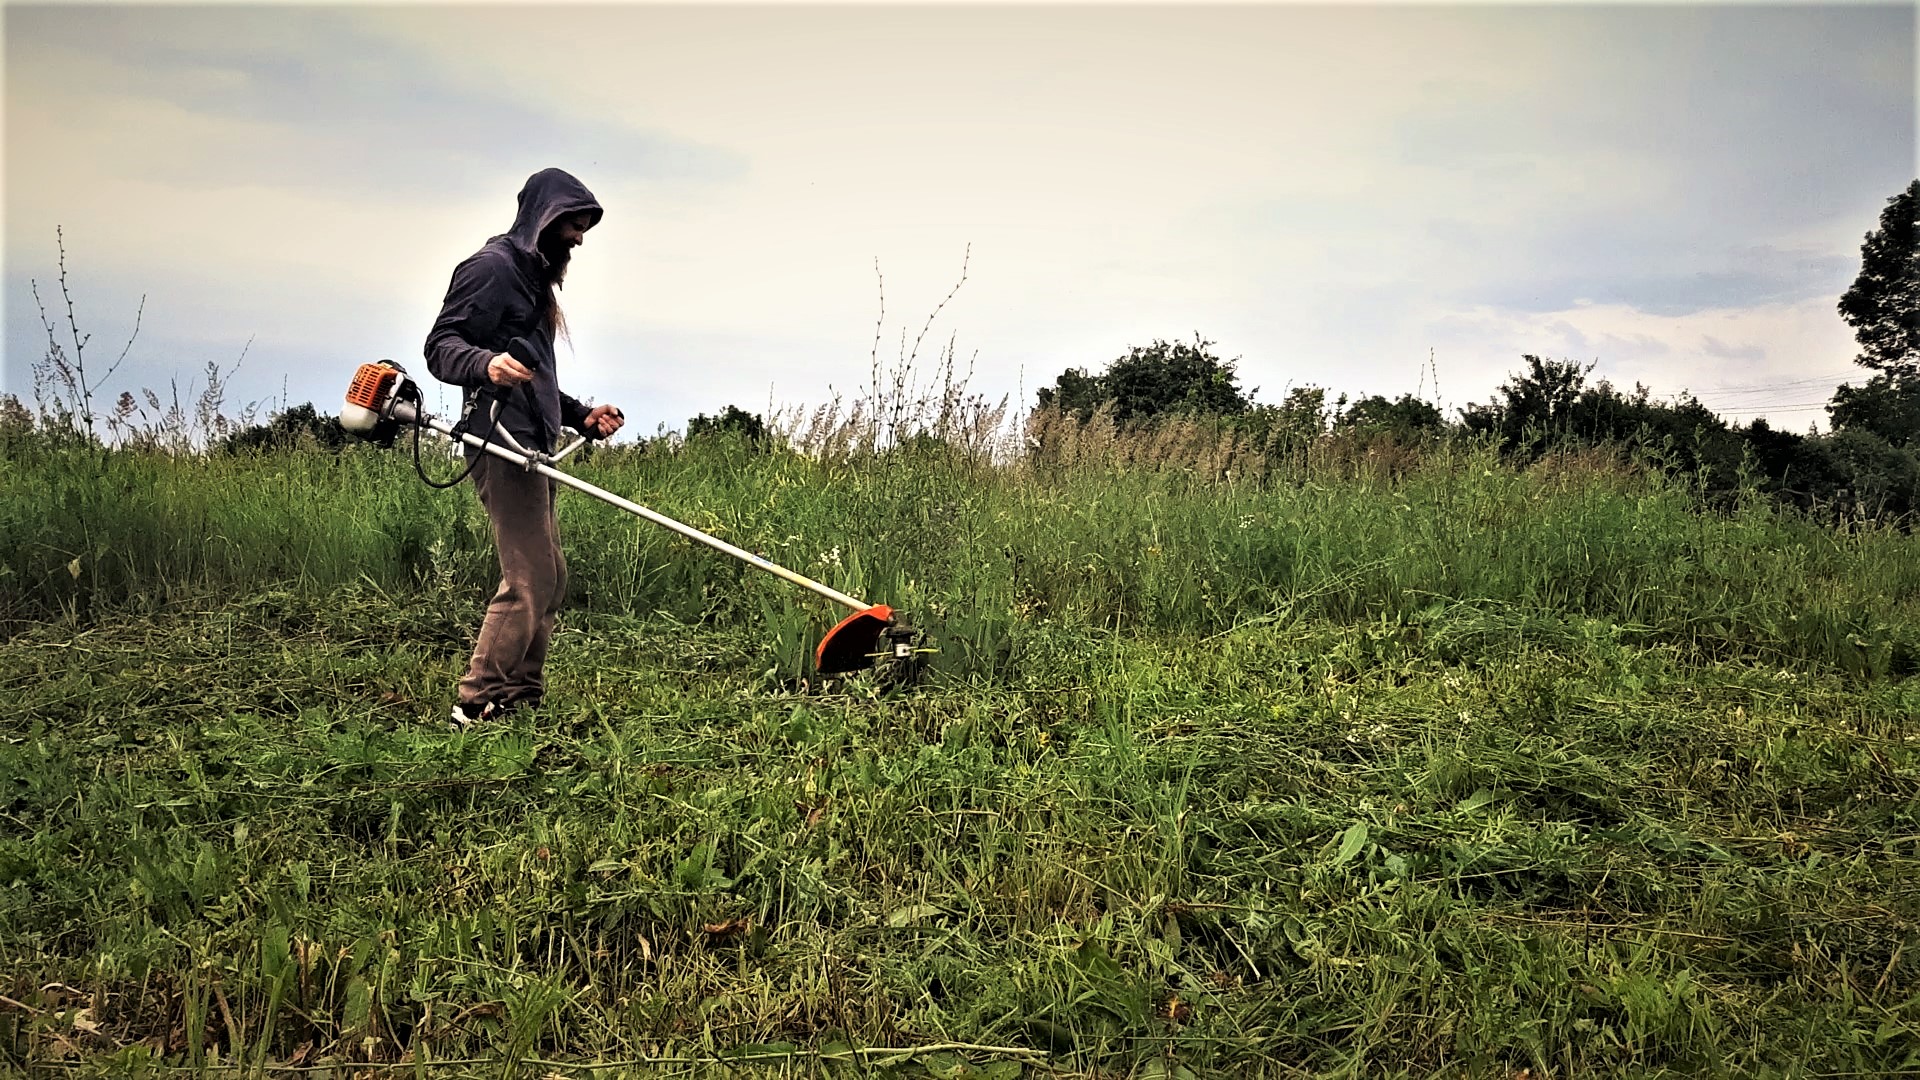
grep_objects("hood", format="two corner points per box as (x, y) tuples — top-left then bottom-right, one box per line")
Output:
(506, 167), (603, 258)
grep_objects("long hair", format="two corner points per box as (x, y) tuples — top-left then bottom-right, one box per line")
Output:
(533, 211), (576, 340)
(539, 239), (571, 343)
(546, 283), (569, 343)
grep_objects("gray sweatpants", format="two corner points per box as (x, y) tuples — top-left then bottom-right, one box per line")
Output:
(458, 455), (566, 708)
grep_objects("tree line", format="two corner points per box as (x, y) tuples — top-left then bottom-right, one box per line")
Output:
(1015, 179), (1920, 520)
(47, 179), (1916, 520)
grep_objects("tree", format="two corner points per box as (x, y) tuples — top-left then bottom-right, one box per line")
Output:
(1461, 357), (1748, 481)
(1237, 386), (1337, 459)
(1737, 418), (1805, 486)
(1800, 429), (1920, 520)
(1830, 180), (1920, 447)
(1036, 335), (1254, 422)
(1837, 179), (1920, 378)
(1459, 355), (1592, 453)
(1034, 367), (1106, 419)
(1336, 393), (1445, 438)
(218, 402), (348, 454)
(687, 404), (768, 445)
(1828, 372), (1920, 448)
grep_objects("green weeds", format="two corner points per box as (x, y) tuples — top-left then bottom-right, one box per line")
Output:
(2, 439), (1917, 1076)
(8, 438), (1918, 681)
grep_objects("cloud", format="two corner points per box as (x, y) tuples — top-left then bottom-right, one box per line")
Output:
(4, 3), (1908, 438)
(1702, 336), (1766, 364)
(5, 7), (744, 203)
(1366, 5), (1913, 318)
(1466, 243), (1858, 317)
(2, 6), (744, 403)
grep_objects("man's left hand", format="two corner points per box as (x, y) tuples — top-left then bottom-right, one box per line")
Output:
(583, 404), (625, 439)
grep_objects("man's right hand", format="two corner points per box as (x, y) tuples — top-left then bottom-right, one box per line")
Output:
(488, 352), (533, 387)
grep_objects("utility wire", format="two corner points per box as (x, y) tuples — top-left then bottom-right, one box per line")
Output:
(1691, 369), (1857, 393)
(1692, 399), (1839, 408)
(1693, 384), (1855, 400)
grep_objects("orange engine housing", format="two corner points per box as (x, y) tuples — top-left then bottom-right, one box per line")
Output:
(345, 363), (399, 411)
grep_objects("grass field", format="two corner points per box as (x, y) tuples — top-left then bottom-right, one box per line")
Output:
(4, 432), (1919, 1077)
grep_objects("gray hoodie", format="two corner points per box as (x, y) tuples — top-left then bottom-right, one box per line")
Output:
(424, 168), (604, 453)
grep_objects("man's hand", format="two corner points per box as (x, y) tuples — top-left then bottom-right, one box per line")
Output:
(582, 404), (625, 439)
(488, 353), (533, 387)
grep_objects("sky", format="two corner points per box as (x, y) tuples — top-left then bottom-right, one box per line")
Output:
(3, 1), (1914, 440)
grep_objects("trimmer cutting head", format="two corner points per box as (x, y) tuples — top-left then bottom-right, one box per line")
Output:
(815, 604), (895, 674)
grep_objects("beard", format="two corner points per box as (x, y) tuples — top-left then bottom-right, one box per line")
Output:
(537, 233), (573, 285)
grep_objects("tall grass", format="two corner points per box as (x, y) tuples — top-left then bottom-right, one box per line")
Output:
(5, 425), (1916, 682)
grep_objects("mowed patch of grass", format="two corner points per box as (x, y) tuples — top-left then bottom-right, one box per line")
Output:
(4, 583), (1917, 1077)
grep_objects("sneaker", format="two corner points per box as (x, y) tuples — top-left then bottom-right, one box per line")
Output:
(448, 699), (502, 730)
(498, 694), (543, 715)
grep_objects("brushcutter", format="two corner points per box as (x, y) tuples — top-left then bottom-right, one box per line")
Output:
(340, 358), (928, 680)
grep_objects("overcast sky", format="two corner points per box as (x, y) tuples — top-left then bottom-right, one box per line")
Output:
(4, 2), (1913, 438)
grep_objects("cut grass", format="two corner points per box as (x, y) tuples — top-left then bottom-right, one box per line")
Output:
(3, 581), (1916, 1077)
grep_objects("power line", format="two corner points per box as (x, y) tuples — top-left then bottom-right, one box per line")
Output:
(1691, 369), (1856, 393)
(1693, 383), (1853, 401)
(1688, 379), (1859, 401)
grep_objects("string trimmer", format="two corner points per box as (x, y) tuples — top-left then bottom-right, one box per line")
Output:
(340, 358), (928, 681)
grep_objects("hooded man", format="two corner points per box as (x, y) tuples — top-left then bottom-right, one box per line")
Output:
(426, 167), (625, 728)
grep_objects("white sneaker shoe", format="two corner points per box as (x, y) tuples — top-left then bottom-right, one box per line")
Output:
(448, 700), (502, 730)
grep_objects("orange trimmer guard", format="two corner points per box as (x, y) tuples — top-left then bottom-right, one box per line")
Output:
(815, 604), (894, 674)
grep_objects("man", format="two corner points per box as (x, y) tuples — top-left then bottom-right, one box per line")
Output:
(425, 167), (625, 728)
